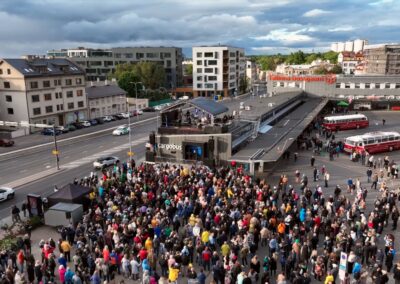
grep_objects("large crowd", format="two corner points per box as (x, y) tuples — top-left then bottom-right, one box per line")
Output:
(1, 130), (400, 284)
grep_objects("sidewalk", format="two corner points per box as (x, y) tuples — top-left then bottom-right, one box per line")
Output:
(0, 167), (64, 188)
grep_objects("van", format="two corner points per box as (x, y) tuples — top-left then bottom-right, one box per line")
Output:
(353, 103), (371, 110)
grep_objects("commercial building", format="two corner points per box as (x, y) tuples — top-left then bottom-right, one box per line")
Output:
(331, 39), (368, 53)
(364, 44), (400, 75)
(192, 46), (246, 97)
(0, 57), (87, 129)
(267, 73), (400, 109)
(47, 46), (183, 88)
(86, 81), (127, 119)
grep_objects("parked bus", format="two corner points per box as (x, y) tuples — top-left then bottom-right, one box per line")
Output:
(323, 114), (369, 131)
(344, 131), (400, 154)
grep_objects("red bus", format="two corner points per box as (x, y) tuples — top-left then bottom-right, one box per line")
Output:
(344, 131), (400, 154)
(322, 114), (369, 131)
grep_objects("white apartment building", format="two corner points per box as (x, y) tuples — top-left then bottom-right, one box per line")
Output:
(246, 60), (257, 84)
(331, 39), (368, 53)
(86, 81), (127, 119)
(47, 47), (183, 88)
(192, 46), (245, 97)
(0, 58), (87, 130)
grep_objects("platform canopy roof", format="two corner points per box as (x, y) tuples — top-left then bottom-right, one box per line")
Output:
(161, 97), (228, 116)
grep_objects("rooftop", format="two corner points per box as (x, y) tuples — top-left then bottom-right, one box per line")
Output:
(86, 84), (127, 99)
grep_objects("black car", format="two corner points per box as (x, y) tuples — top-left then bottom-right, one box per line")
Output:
(0, 139), (14, 147)
(142, 107), (156, 112)
(95, 118), (104, 124)
(65, 124), (77, 131)
(71, 122), (84, 129)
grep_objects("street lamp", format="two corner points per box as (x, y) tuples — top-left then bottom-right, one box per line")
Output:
(127, 82), (142, 159)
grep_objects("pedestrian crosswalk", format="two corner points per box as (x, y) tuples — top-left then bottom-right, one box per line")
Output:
(62, 136), (148, 169)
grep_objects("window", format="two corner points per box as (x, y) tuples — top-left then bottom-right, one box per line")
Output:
(30, 81), (38, 89)
(336, 83), (341, 88)
(196, 52), (202, 57)
(208, 60), (217, 65)
(76, 78), (82, 85)
(365, 83), (370, 89)
(197, 83), (202, 88)
(68, 102), (74, 109)
(355, 83), (360, 89)
(33, 108), (41, 115)
(76, 90), (83, 97)
(78, 101), (84, 108)
(7, 69), (11, 75)
(345, 83), (350, 89)
(204, 68), (213, 73)
(66, 91), (73, 98)
(32, 95), (40, 102)
(56, 104), (64, 111)
(197, 68), (202, 73)
(197, 60), (202, 65)
(396, 83), (400, 89)
(55, 92), (62, 99)
(208, 76), (217, 81)
(43, 80), (51, 88)
(45, 106), (53, 113)
(7, 108), (14, 115)
(65, 79), (72, 86)
(44, 93), (52, 101)
(4, 82), (10, 88)
(197, 76), (203, 81)
(54, 79), (61, 86)
(204, 52), (213, 58)
(385, 83), (391, 89)
(5, 95), (12, 102)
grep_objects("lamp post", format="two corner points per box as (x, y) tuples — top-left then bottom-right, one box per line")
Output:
(127, 82), (142, 158)
(130, 82), (142, 122)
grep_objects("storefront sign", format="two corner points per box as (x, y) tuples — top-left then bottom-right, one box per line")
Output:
(158, 143), (182, 151)
(269, 74), (337, 84)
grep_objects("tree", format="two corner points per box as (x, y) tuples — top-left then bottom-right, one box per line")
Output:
(184, 64), (193, 75)
(285, 51), (306, 65)
(322, 51), (339, 64)
(330, 64), (343, 74)
(239, 77), (249, 94)
(313, 66), (329, 75)
(305, 53), (320, 64)
(117, 71), (141, 97)
(135, 62), (166, 90)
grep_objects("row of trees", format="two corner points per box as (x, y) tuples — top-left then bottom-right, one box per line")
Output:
(109, 62), (170, 101)
(252, 50), (340, 71)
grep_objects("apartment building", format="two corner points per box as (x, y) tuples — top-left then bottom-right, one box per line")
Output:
(47, 47), (183, 88)
(338, 51), (364, 75)
(192, 46), (245, 97)
(246, 60), (257, 84)
(0, 58), (87, 129)
(86, 81), (127, 119)
(364, 44), (400, 75)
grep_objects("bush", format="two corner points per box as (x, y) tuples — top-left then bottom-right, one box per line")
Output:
(0, 237), (18, 251)
(27, 215), (44, 229)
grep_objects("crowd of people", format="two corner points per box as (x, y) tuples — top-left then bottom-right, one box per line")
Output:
(1, 130), (400, 284)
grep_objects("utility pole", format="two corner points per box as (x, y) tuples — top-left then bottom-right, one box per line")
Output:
(52, 125), (60, 170)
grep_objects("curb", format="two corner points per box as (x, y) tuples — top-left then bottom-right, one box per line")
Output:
(1, 168), (65, 189)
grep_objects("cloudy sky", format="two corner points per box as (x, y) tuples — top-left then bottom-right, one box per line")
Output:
(0, 0), (399, 57)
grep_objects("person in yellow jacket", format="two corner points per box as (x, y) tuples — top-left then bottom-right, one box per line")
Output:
(168, 264), (180, 283)
(189, 214), (197, 226)
(201, 230), (210, 244)
(144, 237), (153, 251)
(221, 241), (230, 257)
(324, 271), (334, 284)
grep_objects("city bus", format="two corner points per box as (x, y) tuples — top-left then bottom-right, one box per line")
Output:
(322, 114), (369, 131)
(344, 131), (400, 154)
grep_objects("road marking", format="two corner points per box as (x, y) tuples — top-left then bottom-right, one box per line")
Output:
(82, 151), (87, 153)
(0, 116), (157, 157)
(64, 156), (69, 159)
(283, 119), (290, 126)
(45, 165), (51, 169)
(19, 169), (27, 173)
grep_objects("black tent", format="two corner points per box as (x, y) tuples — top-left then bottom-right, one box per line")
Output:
(47, 183), (91, 209)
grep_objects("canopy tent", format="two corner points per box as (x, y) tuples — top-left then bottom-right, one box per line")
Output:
(47, 183), (91, 209)
(337, 101), (349, 107)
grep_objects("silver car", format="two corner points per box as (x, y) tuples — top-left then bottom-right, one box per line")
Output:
(93, 156), (120, 169)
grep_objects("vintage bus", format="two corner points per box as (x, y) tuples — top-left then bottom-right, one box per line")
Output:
(322, 114), (369, 131)
(344, 131), (400, 154)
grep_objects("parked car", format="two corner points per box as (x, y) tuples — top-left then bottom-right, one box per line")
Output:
(137, 109), (143, 115)
(102, 116), (114, 122)
(89, 119), (98, 126)
(41, 128), (62, 136)
(115, 113), (125, 120)
(95, 118), (104, 124)
(56, 126), (69, 133)
(80, 121), (91, 127)
(0, 139), (14, 147)
(71, 122), (84, 129)
(93, 156), (120, 169)
(112, 115), (122, 120)
(0, 187), (15, 201)
(112, 125), (130, 136)
(64, 124), (76, 131)
(142, 107), (156, 112)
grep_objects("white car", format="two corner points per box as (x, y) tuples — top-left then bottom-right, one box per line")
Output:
(112, 125), (130, 136)
(102, 116), (114, 122)
(80, 120), (91, 127)
(93, 156), (120, 169)
(137, 109), (143, 115)
(120, 112), (130, 119)
(0, 187), (15, 202)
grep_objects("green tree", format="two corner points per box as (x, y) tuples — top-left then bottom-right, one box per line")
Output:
(184, 64), (193, 75)
(135, 62), (166, 89)
(322, 51), (339, 64)
(330, 64), (343, 74)
(305, 53), (320, 64)
(285, 51), (306, 64)
(313, 66), (329, 75)
(117, 71), (141, 97)
(239, 76), (249, 94)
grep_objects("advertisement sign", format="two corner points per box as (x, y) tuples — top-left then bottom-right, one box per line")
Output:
(269, 74), (337, 84)
(339, 252), (348, 280)
(158, 143), (182, 151)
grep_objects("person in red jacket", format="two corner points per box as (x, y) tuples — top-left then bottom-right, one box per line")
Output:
(139, 248), (148, 261)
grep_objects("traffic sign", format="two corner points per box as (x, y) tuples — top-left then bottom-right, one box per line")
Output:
(127, 151), (135, 156)
(52, 150), (59, 155)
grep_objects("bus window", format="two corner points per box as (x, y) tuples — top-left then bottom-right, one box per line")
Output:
(359, 143), (363, 147)
(395, 136), (400, 140)
(363, 139), (368, 145)
(368, 138), (375, 144)
(389, 136), (394, 141)
(382, 137), (388, 142)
